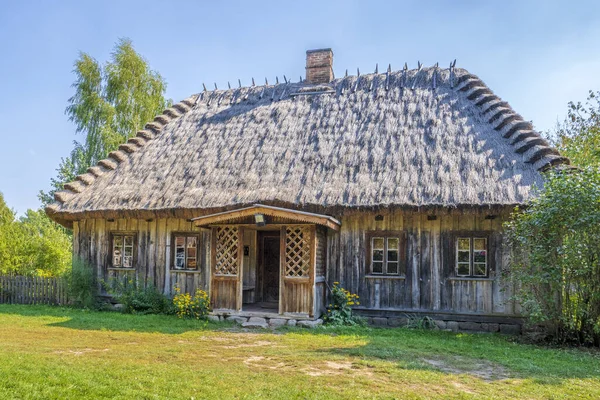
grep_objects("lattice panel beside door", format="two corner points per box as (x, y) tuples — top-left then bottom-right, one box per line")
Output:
(285, 226), (311, 277)
(215, 226), (239, 275)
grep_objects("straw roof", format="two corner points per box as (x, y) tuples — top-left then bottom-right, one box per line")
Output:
(46, 66), (568, 226)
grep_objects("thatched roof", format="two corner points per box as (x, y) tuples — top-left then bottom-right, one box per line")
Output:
(46, 66), (568, 225)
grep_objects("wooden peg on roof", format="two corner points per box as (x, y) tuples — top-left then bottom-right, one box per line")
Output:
(214, 83), (218, 90)
(410, 61), (424, 90)
(238, 79), (242, 88)
(345, 69), (348, 78)
(449, 59), (456, 88)
(433, 62), (439, 89)
(202, 83), (207, 92)
(375, 63), (378, 74)
(259, 86), (265, 99)
(265, 77), (269, 86)
(353, 68), (361, 93)
(252, 77), (255, 86)
(228, 81), (231, 89)
(385, 64), (391, 91)
(299, 76), (303, 83)
(401, 63), (408, 88)
(276, 76), (279, 84)
(283, 75), (288, 84)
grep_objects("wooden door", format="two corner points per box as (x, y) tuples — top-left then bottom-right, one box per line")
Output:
(280, 225), (315, 316)
(211, 226), (243, 311)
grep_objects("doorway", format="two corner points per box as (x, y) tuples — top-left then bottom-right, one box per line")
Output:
(255, 231), (280, 311)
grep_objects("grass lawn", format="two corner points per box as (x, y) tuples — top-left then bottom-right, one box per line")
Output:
(1, 305), (599, 399)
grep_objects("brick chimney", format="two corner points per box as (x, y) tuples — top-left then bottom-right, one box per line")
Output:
(305, 48), (334, 84)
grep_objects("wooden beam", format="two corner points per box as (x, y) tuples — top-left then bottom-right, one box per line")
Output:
(192, 204), (341, 231)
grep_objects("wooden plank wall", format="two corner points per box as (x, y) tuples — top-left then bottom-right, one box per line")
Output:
(74, 218), (210, 296)
(0, 275), (68, 305)
(327, 209), (518, 316)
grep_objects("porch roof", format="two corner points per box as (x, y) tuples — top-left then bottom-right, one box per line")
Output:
(191, 204), (341, 231)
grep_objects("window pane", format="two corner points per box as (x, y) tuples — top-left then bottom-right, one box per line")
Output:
(124, 235), (133, 246)
(373, 238), (384, 249)
(123, 256), (132, 268)
(457, 263), (470, 276)
(187, 237), (197, 258)
(387, 249), (398, 262)
(175, 236), (185, 246)
(113, 253), (122, 267)
(387, 262), (398, 274)
(175, 256), (185, 269)
(473, 238), (486, 251)
(387, 238), (399, 250)
(458, 238), (470, 251)
(473, 250), (486, 263)
(373, 249), (384, 262)
(372, 262), (383, 274)
(123, 244), (132, 257)
(187, 258), (197, 269)
(474, 263), (487, 276)
(114, 236), (123, 248)
(457, 251), (470, 263)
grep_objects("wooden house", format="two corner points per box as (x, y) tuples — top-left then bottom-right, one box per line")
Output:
(46, 49), (568, 330)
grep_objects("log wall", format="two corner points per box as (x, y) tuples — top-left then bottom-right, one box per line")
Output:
(73, 218), (210, 296)
(73, 207), (518, 319)
(326, 209), (519, 317)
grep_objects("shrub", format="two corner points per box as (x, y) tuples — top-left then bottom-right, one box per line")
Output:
(324, 282), (364, 326)
(67, 258), (98, 309)
(405, 315), (436, 330)
(109, 279), (173, 315)
(172, 286), (210, 319)
(505, 167), (600, 346)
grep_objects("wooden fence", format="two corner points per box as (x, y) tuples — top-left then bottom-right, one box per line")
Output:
(0, 275), (69, 305)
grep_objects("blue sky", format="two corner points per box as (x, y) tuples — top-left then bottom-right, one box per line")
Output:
(1, 0), (599, 215)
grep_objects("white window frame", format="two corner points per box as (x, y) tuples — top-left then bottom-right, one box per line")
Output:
(455, 237), (488, 277)
(371, 236), (401, 276)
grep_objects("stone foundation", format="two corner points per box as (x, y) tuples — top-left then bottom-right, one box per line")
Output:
(366, 316), (521, 334)
(209, 314), (323, 329)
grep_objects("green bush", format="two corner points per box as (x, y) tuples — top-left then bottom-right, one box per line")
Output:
(324, 282), (364, 326)
(109, 279), (173, 315)
(67, 258), (98, 309)
(505, 167), (600, 346)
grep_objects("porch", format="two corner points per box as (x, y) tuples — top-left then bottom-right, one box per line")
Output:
(192, 205), (339, 320)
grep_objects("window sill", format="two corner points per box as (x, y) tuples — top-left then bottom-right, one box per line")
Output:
(365, 275), (406, 280)
(171, 269), (202, 274)
(448, 277), (493, 281)
(108, 267), (135, 272)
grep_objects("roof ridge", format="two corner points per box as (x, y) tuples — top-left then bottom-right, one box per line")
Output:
(455, 73), (569, 171)
(45, 95), (199, 217)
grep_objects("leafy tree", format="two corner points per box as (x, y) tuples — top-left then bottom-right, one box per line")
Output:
(18, 210), (72, 277)
(505, 168), (600, 345)
(40, 38), (169, 205)
(0, 193), (71, 276)
(0, 193), (19, 273)
(553, 90), (600, 167)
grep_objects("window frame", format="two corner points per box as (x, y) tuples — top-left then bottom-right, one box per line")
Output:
(109, 232), (137, 269)
(171, 232), (201, 271)
(454, 236), (489, 278)
(365, 231), (406, 276)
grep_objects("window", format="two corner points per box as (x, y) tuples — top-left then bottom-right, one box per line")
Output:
(369, 235), (403, 275)
(112, 233), (135, 268)
(173, 234), (199, 270)
(456, 237), (487, 277)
